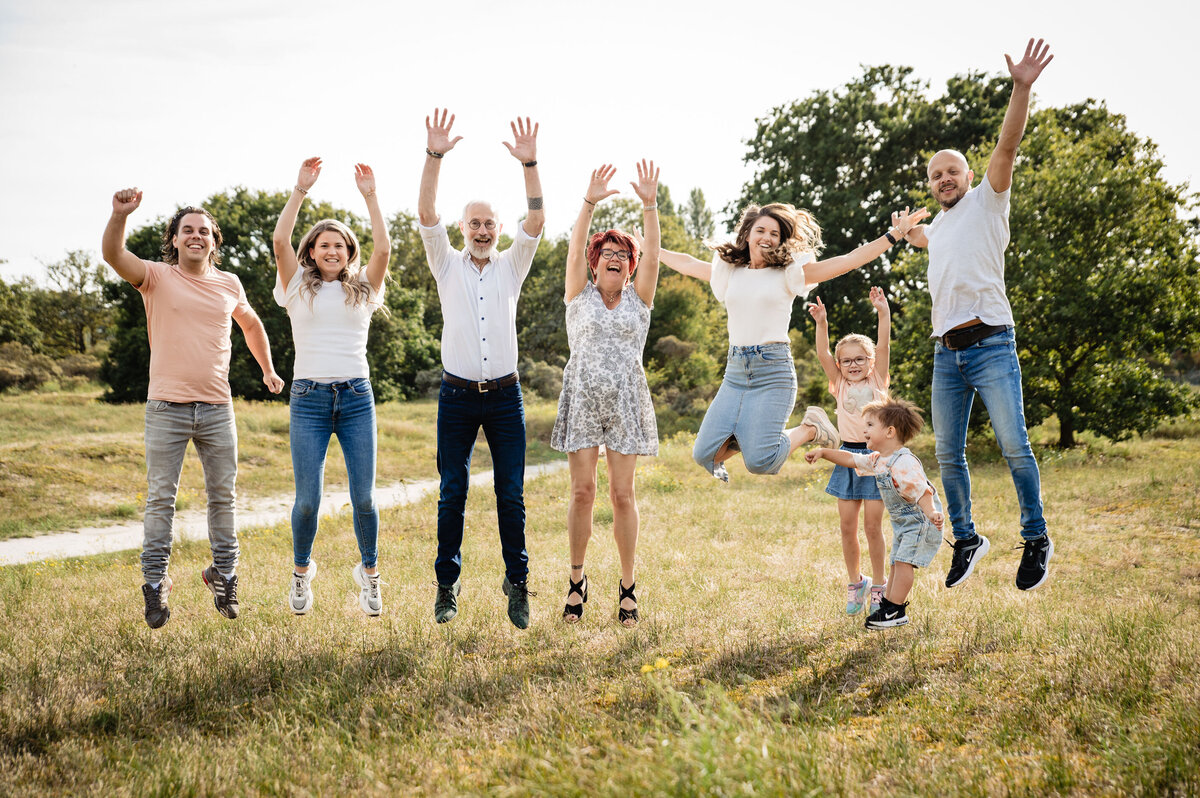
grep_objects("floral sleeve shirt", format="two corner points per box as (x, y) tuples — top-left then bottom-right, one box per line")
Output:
(850, 447), (936, 505)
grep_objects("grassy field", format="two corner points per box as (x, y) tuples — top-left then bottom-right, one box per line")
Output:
(1, 395), (1199, 795)
(0, 389), (560, 540)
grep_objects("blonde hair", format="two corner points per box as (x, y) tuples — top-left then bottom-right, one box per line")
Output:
(295, 219), (385, 314)
(834, 333), (876, 364)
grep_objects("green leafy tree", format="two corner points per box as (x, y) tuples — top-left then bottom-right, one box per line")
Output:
(35, 250), (114, 356)
(680, 187), (715, 244)
(0, 276), (44, 351)
(891, 102), (1200, 446)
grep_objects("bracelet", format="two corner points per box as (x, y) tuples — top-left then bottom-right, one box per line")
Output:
(884, 231), (898, 246)
(582, 197), (596, 207)
(294, 185), (308, 195)
(643, 204), (658, 212)
(426, 148), (444, 159)
(523, 160), (538, 168)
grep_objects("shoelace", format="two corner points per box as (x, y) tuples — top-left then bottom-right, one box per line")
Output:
(224, 576), (238, 603)
(292, 574), (308, 598)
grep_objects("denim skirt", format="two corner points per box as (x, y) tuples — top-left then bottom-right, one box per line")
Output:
(825, 442), (882, 501)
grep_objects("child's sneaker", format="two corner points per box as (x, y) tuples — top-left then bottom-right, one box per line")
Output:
(869, 582), (887, 614)
(801, 406), (841, 448)
(845, 575), (870, 615)
(142, 576), (173, 629)
(289, 562), (316, 615)
(865, 597), (909, 630)
(201, 565), (239, 619)
(352, 563), (383, 616)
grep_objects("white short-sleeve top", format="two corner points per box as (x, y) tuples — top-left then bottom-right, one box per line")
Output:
(274, 272), (383, 381)
(710, 252), (815, 346)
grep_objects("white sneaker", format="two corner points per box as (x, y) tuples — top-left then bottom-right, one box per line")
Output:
(801, 406), (841, 448)
(290, 561), (316, 615)
(352, 563), (383, 616)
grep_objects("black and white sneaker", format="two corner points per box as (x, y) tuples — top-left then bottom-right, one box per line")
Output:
(201, 565), (240, 619)
(142, 576), (173, 629)
(865, 597), (909, 630)
(1015, 534), (1054, 591)
(945, 533), (990, 588)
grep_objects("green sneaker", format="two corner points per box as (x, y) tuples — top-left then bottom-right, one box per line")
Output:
(434, 578), (461, 624)
(501, 576), (532, 630)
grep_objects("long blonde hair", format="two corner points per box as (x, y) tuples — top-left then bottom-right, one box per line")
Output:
(295, 219), (384, 313)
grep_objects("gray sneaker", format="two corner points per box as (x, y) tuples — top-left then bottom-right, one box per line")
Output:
(434, 578), (461, 624)
(289, 562), (316, 615)
(501, 576), (532, 629)
(142, 576), (173, 629)
(201, 565), (239, 619)
(352, 563), (383, 616)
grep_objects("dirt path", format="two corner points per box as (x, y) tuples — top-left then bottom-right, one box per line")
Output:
(0, 461), (567, 566)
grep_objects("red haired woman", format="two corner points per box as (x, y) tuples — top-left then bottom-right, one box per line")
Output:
(551, 161), (660, 626)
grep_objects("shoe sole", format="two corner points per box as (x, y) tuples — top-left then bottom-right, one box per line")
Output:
(201, 568), (238, 619)
(1016, 537), (1054, 591)
(352, 565), (383, 616)
(945, 536), (990, 588)
(866, 616), (909, 630)
(802, 406), (841, 448)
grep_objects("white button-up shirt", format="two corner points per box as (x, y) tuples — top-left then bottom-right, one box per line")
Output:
(420, 219), (542, 381)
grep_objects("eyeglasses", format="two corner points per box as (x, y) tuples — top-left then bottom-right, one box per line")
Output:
(839, 356), (869, 367)
(467, 220), (496, 231)
(599, 249), (631, 262)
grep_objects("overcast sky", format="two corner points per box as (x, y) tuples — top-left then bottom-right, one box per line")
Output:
(1, 0), (1196, 283)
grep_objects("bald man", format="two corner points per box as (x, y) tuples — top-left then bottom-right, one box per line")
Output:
(903, 39), (1054, 593)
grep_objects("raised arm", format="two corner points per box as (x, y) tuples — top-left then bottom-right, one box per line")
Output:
(806, 296), (840, 383)
(503, 117), (544, 237)
(273, 157), (321, 290)
(630, 159), (661, 307)
(658, 248), (712, 282)
(566, 165), (619, 302)
(355, 163), (390, 293)
(869, 286), (891, 384)
(419, 108), (462, 227)
(989, 38), (1054, 194)
(234, 309), (284, 394)
(804, 207), (929, 285)
(101, 189), (148, 287)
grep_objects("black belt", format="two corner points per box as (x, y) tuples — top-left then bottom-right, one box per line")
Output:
(442, 371), (519, 393)
(941, 323), (1010, 351)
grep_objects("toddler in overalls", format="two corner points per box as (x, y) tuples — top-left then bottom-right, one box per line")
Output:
(806, 397), (943, 629)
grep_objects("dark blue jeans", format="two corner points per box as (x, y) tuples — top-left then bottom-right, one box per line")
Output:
(435, 376), (528, 585)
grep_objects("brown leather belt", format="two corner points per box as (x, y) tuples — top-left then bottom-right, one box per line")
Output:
(442, 371), (519, 393)
(941, 323), (1010, 351)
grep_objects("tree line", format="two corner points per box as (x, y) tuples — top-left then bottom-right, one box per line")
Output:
(3, 68), (1197, 447)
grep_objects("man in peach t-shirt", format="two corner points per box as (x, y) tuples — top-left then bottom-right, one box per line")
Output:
(103, 188), (284, 629)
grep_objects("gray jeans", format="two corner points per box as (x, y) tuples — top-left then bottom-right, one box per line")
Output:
(142, 400), (239, 584)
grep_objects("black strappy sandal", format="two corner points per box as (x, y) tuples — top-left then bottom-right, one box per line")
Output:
(618, 580), (638, 627)
(562, 574), (588, 623)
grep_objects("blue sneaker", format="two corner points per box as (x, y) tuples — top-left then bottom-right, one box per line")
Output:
(845, 575), (870, 615)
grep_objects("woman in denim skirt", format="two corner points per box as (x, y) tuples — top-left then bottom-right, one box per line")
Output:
(655, 203), (927, 482)
(272, 157), (390, 616)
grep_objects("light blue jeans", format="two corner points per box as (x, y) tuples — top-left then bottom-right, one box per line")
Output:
(289, 378), (379, 569)
(932, 328), (1046, 541)
(694, 343), (797, 476)
(142, 400), (239, 585)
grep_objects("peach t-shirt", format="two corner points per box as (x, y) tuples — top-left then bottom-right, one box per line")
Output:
(830, 370), (889, 443)
(138, 260), (252, 403)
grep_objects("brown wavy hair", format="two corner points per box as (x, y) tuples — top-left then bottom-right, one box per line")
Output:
(295, 219), (387, 315)
(586, 229), (640, 280)
(161, 206), (223, 266)
(861, 398), (924, 444)
(713, 202), (823, 268)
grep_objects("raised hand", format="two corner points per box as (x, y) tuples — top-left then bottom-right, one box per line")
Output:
(112, 188), (143, 216)
(502, 116), (538, 163)
(1006, 38), (1054, 88)
(585, 164), (619, 205)
(891, 206), (930, 236)
(629, 227), (646, 249)
(630, 159), (659, 207)
(297, 157), (322, 191)
(354, 163), (376, 197)
(806, 295), (827, 324)
(426, 108), (463, 155)
(869, 286), (889, 316)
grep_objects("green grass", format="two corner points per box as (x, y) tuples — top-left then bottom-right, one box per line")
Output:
(1, 401), (1198, 795)
(0, 390), (561, 540)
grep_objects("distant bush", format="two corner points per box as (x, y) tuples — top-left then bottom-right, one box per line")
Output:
(0, 342), (61, 392)
(57, 353), (102, 381)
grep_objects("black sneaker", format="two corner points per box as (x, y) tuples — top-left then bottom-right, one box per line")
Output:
(945, 533), (990, 588)
(142, 576), (172, 629)
(201, 565), (240, 619)
(434, 578), (461, 624)
(1015, 534), (1054, 591)
(865, 597), (909, 630)
(501, 576), (533, 630)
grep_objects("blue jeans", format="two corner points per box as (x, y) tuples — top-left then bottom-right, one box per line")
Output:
(932, 328), (1046, 541)
(289, 378), (379, 569)
(435, 375), (527, 586)
(142, 400), (238, 584)
(694, 343), (797, 476)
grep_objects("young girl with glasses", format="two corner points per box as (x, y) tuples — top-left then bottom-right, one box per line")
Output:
(807, 287), (892, 615)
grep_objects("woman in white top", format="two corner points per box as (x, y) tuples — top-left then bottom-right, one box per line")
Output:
(272, 157), (390, 616)
(657, 202), (926, 481)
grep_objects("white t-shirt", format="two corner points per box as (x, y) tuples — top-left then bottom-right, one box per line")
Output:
(710, 252), (815, 346)
(925, 173), (1015, 338)
(273, 272), (383, 380)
